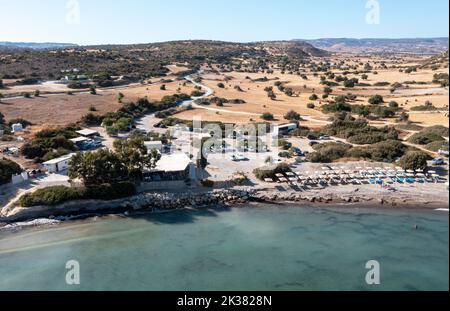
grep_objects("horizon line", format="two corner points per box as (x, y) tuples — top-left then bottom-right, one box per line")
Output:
(1, 36), (449, 47)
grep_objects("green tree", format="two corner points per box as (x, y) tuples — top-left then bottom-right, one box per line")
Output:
(0, 158), (22, 185)
(368, 95), (384, 105)
(69, 149), (129, 185)
(323, 87), (333, 95)
(261, 112), (275, 121)
(309, 94), (318, 101)
(284, 110), (301, 122)
(113, 134), (161, 179)
(399, 151), (429, 170)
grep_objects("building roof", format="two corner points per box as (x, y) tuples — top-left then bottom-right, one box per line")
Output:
(70, 137), (90, 143)
(154, 153), (192, 172)
(43, 153), (76, 165)
(278, 123), (298, 129)
(145, 141), (163, 146)
(76, 129), (99, 137)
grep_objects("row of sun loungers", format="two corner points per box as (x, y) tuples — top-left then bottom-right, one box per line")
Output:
(266, 167), (443, 187)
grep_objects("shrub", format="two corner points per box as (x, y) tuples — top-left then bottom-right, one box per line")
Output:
(422, 125), (449, 138)
(322, 102), (352, 113)
(253, 163), (290, 181)
(368, 95), (384, 105)
(408, 132), (445, 145)
(19, 186), (86, 207)
(261, 112), (274, 121)
(306, 142), (352, 163)
(309, 94), (318, 101)
(389, 101), (399, 108)
(363, 140), (407, 162)
(426, 141), (449, 153)
(0, 158), (22, 185)
(307, 103), (315, 109)
(284, 110), (301, 121)
(395, 123), (423, 131)
(398, 151), (429, 170)
(18, 182), (136, 207)
(191, 90), (205, 97)
(322, 119), (398, 145)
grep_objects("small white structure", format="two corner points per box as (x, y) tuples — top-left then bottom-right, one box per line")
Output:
(11, 123), (23, 133)
(43, 153), (75, 173)
(12, 172), (29, 185)
(144, 141), (163, 153)
(76, 129), (99, 138)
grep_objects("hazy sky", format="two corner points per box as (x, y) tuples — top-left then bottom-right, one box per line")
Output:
(1, 0), (448, 45)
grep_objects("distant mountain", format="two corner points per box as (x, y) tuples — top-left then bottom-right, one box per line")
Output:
(0, 42), (78, 49)
(298, 38), (449, 55)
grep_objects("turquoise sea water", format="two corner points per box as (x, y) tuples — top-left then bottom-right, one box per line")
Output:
(0, 205), (448, 291)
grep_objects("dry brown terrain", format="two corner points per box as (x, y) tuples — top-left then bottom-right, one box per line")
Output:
(0, 79), (196, 126)
(174, 55), (449, 127)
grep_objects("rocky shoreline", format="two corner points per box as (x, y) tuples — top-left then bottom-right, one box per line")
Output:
(1, 187), (447, 226)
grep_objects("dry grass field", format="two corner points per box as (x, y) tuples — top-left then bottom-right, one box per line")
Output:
(174, 55), (449, 127)
(0, 55), (448, 129)
(0, 78), (196, 126)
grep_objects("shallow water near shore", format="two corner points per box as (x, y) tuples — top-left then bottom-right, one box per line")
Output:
(0, 204), (448, 291)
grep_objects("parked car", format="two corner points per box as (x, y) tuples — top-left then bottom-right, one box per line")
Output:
(432, 158), (445, 166)
(292, 147), (304, 156)
(309, 141), (319, 147)
(319, 135), (331, 140)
